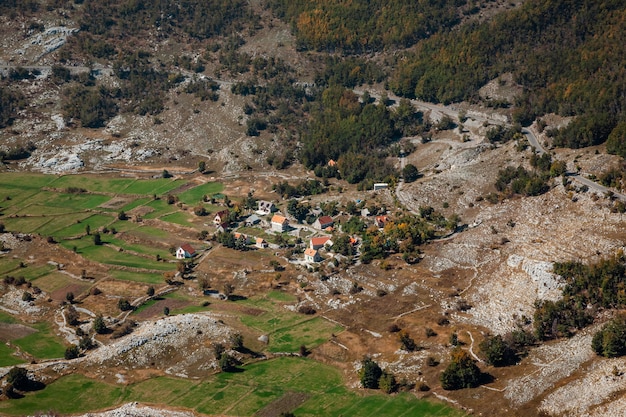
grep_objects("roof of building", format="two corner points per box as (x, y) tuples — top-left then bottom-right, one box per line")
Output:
(311, 236), (331, 246)
(304, 248), (318, 256)
(271, 214), (288, 224)
(256, 237), (266, 243)
(317, 215), (334, 225)
(179, 243), (195, 254)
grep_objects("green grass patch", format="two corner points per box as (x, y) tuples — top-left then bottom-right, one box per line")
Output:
(49, 176), (136, 194)
(107, 237), (170, 258)
(237, 295), (342, 352)
(0, 358), (462, 417)
(109, 270), (165, 284)
(123, 178), (185, 195)
(0, 258), (24, 275)
(55, 214), (115, 239)
(41, 192), (111, 210)
(0, 343), (26, 367)
(0, 172), (56, 189)
(160, 211), (194, 227)
(267, 290), (297, 302)
(0, 374), (124, 416)
(12, 322), (66, 359)
(176, 182), (224, 205)
(128, 225), (171, 239)
(142, 199), (179, 219)
(0, 310), (17, 323)
(34, 213), (93, 237)
(30, 271), (80, 293)
(78, 244), (175, 271)
(17, 264), (56, 281)
(118, 197), (151, 212)
(2, 216), (52, 234)
(268, 317), (342, 353)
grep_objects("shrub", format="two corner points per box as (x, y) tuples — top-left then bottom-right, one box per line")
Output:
(440, 349), (482, 390)
(358, 357), (382, 389)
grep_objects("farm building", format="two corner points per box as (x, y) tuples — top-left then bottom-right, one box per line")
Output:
(255, 237), (268, 249)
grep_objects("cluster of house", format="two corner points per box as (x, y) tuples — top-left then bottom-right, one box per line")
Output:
(176, 199), (390, 264)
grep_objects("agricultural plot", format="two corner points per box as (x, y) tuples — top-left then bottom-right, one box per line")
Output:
(0, 343), (25, 367)
(12, 322), (66, 359)
(160, 211), (195, 227)
(15, 264), (55, 281)
(120, 178), (184, 195)
(30, 271), (87, 293)
(0, 349), (462, 417)
(48, 176), (137, 194)
(108, 270), (165, 284)
(176, 182), (224, 205)
(237, 295), (342, 352)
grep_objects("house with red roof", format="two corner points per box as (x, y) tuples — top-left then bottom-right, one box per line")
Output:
(310, 236), (332, 250)
(313, 215), (334, 230)
(176, 243), (196, 259)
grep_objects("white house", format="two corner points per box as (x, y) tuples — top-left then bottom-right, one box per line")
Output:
(310, 236), (332, 250)
(304, 248), (322, 263)
(176, 243), (196, 259)
(313, 215), (334, 230)
(255, 237), (268, 249)
(373, 183), (389, 190)
(271, 214), (289, 232)
(213, 209), (229, 226)
(256, 200), (276, 215)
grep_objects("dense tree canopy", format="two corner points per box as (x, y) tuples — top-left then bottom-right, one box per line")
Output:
(266, 0), (461, 52)
(389, 0), (626, 148)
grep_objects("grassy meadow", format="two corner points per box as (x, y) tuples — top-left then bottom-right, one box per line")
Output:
(0, 358), (464, 417)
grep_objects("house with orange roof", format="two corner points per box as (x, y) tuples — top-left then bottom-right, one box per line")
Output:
(375, 215), (390, 228)
(310, 236), (332, 250)
(304, 248), (322, 263)
(271, 214), (289, 232)
(255, 237), (268, 249)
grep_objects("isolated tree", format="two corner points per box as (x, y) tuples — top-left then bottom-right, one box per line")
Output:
(85, 224), (91, 235)
(65, 292), (75, 303)
(479, 334), (517, 367)
(93, 315), (107, 334)
(6, 367), (29, 391)
(402, 164), (419, 182)
(64, 345), (80, 360)
(93, 232), (102, 246)
(378, 371), (397, 394)
(146, 286), (155, 297)
(219, 353), (237, 372)
(230, 333), (244, 351)
(162, 169), (172, 178)
(223, 283), (235, 299)
(117, 210), (128, 220)
(163, 306), (170, 316)
(213, 342), (225, 359)
(359, 357), (382, 389)
(117, 298), (132, 311)
(440, 349), (482, 390)
(65, 305), (79, 326)
(198, 160), (206, 173)
(398, 330), (417, 351)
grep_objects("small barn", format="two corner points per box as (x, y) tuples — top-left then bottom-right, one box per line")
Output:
(176, 244), (196, 259)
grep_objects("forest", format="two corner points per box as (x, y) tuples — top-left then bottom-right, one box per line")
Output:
(388, 0), (626, 151)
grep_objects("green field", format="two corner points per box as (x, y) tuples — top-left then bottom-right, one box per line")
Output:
(0, 358), (463, 416)
(237, 295), (342, 352)
(0, 343), (25, 367)
(12, 322), (66, 359)
(160, 211), (194, 227)
(176, 182), (224, 205)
